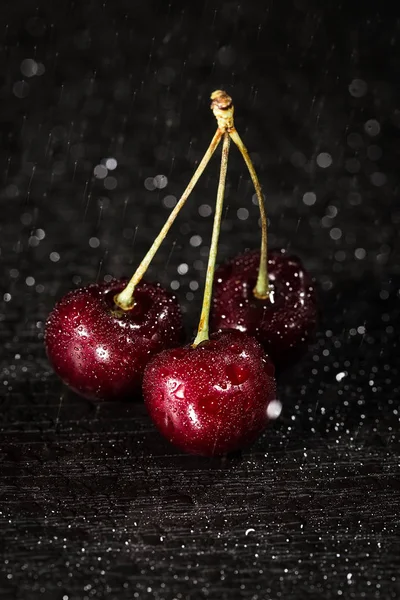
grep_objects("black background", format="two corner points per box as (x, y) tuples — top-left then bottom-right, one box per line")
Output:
(1, 1), (399, 599)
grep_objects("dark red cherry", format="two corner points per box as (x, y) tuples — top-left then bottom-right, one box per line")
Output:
(45, 279), (184, 401)
(143, 330), (278, 456)
(210, 249), (317, 368)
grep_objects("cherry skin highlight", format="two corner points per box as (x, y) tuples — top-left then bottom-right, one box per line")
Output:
(210, 249), (317, 368)
(143, 330), (277, 456)
(45, 279), (184, 401)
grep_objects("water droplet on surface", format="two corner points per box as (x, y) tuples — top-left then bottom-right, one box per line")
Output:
(267, 400), (282, 420)
(154, 174), (168, 189)
(104, 176), (117, 190)
(170, 349), (187, 360)
(164, 411), (174, 431)
(336, 371), (347, 382)
(174, 384), (185, 399)
(237, 208), (249, 220)
(144, 177), (156, 191)
(303, 191), (316, 206)
(316, 152), (332, 168)
(105, 157), (117, 170)
(226, 363), (249, 385)
(262, 360), (275, 378)
(229, 344), (242, 353)
(13, 81), (30, 98)
(348, 78), (367, 97)
(20, 58), (38, 77)
(177, 263), (189, 275)
(94, 164), (108, 179)
(364, 119), (380, 136)
(163, 195), (177, 208)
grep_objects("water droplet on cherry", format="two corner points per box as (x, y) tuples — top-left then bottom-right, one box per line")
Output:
(225, 363), (249, 385)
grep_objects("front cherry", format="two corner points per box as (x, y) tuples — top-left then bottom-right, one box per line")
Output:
(144, 93), (281, 456)
(211, 249), (317, 368)
(45, 279), (183, 401)
(143, 330), (277, 456)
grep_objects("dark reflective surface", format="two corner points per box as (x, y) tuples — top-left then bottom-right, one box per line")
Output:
(1, 2), (399, 599)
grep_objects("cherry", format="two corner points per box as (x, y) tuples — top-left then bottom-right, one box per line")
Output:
(44, 92), (226, 401)
(211, 249), (317, 367)
(143, 91), (281, 456)
(143, 330), (277, 456)
(45, 279), (183, 401)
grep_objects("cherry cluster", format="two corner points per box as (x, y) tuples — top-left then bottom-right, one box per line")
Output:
(45, 91), (317, 457)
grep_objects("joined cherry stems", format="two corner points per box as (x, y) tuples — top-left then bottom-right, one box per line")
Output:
(114, 90), (269, 316)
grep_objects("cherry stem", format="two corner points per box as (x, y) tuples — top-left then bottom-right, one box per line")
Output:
(206, 90), (269, 300)
(114, 129), (223, 310)
(193, 132), (231, 347)
(229, 130), (269, 300)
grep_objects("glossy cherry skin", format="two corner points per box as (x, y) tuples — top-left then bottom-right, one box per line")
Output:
(45, 279), (184, 401)
(143, 330), (277, 456)
(210, 249), (317, 368)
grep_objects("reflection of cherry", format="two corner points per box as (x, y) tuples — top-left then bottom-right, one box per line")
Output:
(211, 249), (317, 367)
(45, 279), (183, 401)
(143, 331), (277, 456)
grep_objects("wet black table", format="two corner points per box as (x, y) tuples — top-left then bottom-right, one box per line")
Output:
(1, 2), (399, 599)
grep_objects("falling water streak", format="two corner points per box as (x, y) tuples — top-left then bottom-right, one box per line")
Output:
(82, 179), (89, 211)
(72, 160), (78, 182)
(48, 21), (55, 44)
(96, 250), (108, 283)
(179, 60), (187, 83)
(123, 225), (140, 267)
(4, 157), (11, 184)
(84, 190), (92, 220)
(237, 172), (244, 194)
(359, 321), (367, 348)
(187, 140), (193, 163)
(58, 84), (64, 105)
(352, 425), (361, 441)
(66, 121), (74, 157)
(21, 114), (27, 137)
(295, 217), (302, 233)
(97, 205), (103, 229)
(253, 88), (259, 108)
(54, 394), (64, 429)
(146, 36), (155, 71)
(212, 421), (222, 456)
(164, 240), (177, 271)
(122, 196), (130, 221)
(313, 396), (320, 419)
(26, 165), (36, 204)
(131, 226), (139, 252)
(44, 132), (53, 160)
(310, 94), (317, 115)
(53, 51), (59, 74)
(127, 89), (137, 119)
(222, 204), (230, 226)
(168, 156), (175, 178)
